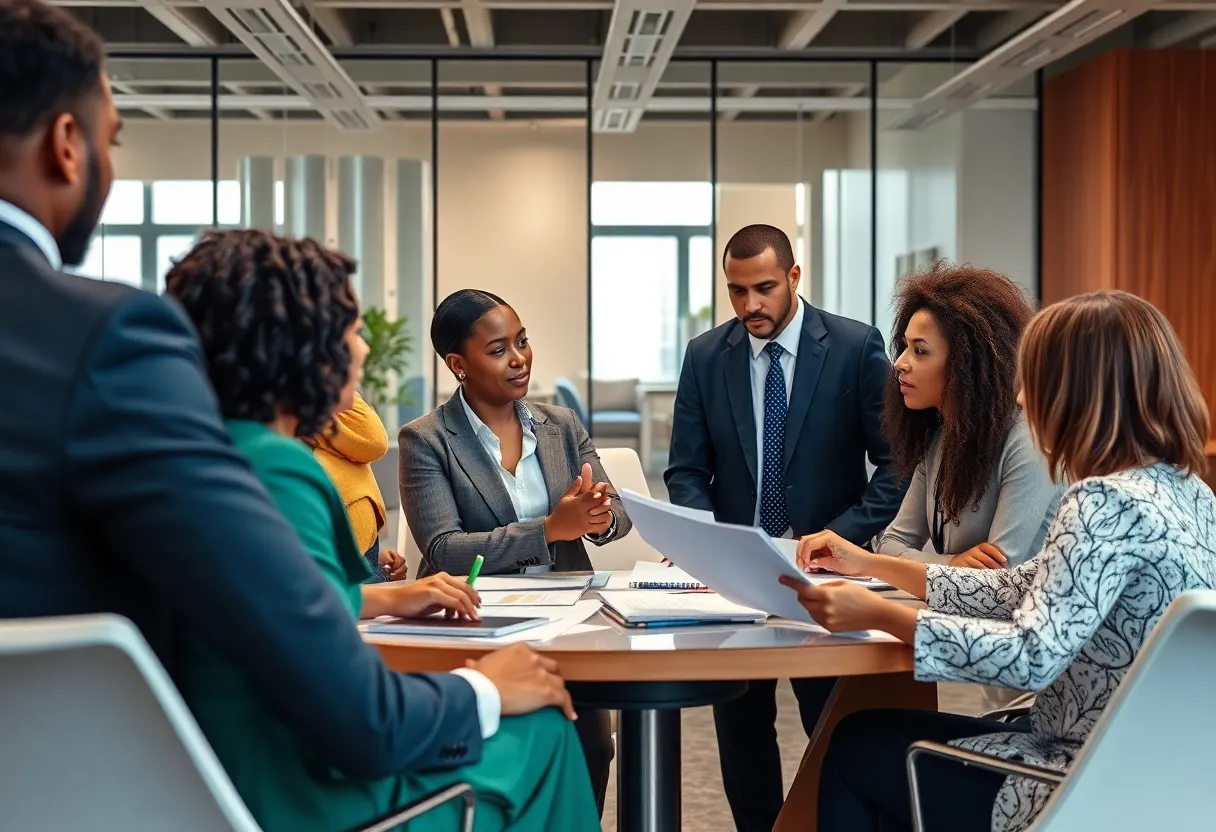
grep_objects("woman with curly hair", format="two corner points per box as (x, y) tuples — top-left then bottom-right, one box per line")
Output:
(873, 262), (1062, 569)
(163, 229), (601, 832)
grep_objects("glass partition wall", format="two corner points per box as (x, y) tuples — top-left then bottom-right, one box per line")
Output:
(104, 53), (1041, 465)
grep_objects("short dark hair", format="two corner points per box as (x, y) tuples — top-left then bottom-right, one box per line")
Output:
(431, 289), (510, 358)
(883, 261), (1035, 524)
(164, 229), (361, 438)
(722, 224), (795, 273)
(0, 0), (105, 140)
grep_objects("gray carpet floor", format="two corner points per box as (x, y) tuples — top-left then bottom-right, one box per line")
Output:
(597, 681), (983, 832)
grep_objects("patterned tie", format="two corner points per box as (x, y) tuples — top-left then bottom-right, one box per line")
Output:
(760, 341), (789, 537)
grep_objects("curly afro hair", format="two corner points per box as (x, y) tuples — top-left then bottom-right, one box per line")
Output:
(883, 261), (1035, 525)
(164, 229), (360, 438)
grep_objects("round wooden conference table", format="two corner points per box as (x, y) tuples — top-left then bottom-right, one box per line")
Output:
(367, 607), (938, 832)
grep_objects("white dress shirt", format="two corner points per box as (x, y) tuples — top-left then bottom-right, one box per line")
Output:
(747, 299), (804, 535)
(0, 200), (62, 268)
(460, 389), (550, 523)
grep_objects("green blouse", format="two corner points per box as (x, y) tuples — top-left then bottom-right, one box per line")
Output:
(176, 420), (404, 832)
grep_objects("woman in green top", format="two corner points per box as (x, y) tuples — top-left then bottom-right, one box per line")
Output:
(164, 229), (600, 832)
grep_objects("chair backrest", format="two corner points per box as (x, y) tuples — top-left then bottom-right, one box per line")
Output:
(0, 615), (260, 832)
(593, 447), (664, 570)
(553, 378), (588, 426)
(1031, 589), (1216, 831)
(397, 508), (425, 579)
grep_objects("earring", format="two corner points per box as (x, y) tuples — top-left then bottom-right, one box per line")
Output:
(458, 371), (467, 382)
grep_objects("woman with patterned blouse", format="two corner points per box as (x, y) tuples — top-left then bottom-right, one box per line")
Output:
(783, 290), (1216, 832)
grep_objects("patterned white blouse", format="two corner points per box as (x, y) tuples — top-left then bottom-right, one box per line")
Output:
(913, 462), (1216, 832)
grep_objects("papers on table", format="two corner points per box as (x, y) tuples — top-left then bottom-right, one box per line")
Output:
(619, 489), (816, 624)
(627, 561), (706, 590)
(768, 538), (895, 591)
(478, 590), (584, 607)
(472, 574), (592, 592)
(362, 600), (603, 646)
(600, 590), (766, 627)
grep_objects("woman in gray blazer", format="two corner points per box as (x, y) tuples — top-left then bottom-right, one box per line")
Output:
(874, 262), (1062, 569)
(398, 288), (632, 815)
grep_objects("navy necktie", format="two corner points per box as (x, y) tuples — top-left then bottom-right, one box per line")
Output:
(760, 341), (789, 537)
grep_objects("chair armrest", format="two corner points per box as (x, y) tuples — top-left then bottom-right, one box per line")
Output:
(348, 782), (476, 832)
(906, 741), (1065, 832)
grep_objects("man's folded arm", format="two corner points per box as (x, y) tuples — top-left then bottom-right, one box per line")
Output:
(63, 292), (481, 779)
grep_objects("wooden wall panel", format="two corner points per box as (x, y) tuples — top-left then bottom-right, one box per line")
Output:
(1040, 52), (1122, 305)
(1042, 50), (1216, 447)
(1116, 52), (1216, 448)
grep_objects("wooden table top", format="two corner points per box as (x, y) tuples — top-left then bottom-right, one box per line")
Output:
(367, 612), (914, 682)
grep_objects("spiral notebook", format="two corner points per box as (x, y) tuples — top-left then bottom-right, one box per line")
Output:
(628, 561), (707, 590)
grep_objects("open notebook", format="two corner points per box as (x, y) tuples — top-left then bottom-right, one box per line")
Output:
(599, 590), (766, 627)
(628, 561), (706, 590)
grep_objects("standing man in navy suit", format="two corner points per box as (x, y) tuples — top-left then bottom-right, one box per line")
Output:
(665, 224), (906, 831)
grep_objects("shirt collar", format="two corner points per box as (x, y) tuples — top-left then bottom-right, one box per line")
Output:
(459, 388), (536, 438)
(748, 297), (805, 359)
(0, 200), (62, 269)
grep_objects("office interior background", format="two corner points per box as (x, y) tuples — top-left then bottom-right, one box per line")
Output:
(70, 0), (1216, 485)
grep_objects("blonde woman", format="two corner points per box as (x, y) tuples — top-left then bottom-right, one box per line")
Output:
(313, 392), (406, 581)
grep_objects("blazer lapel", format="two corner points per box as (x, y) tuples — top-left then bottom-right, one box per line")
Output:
(529, 406), (572, 511)
(783, 301), (828, 474)
(723, 326), (759, 486)
(440, 394), (518, 526)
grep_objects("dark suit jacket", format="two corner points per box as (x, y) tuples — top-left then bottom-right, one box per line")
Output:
(665, 300), (906, 544)
(0, 220), (479, 778)
(399, 394), (633, 576)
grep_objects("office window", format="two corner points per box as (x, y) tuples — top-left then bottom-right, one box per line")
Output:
(99, 180), (144, 225)
(75, 235), (142, 286)
(591, 181), (712, 227)
(590, 182), (713, 384)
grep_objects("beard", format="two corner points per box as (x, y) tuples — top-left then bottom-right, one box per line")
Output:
(57, 149), (106, 268)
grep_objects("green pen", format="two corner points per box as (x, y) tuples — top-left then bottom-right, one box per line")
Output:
(467, 554), (485, 586)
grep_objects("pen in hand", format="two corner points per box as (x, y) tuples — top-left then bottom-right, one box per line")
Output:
(467, 554), (484, 587)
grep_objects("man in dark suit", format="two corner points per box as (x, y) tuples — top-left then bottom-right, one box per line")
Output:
(0, 2), (595, 825)
(666, 224), (907, 831)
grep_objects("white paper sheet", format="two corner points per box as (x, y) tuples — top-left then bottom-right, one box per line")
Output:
(769, 538), (895, 591)
(619, 489), (816, 623)
(477, 590), (584, 607)
(472, 575), (592, 592)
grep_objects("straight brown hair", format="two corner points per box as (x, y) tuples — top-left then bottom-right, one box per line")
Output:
(1019, 290), (1210, 483)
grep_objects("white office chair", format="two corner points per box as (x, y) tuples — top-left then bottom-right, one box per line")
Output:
(594, 446), (665, 571)
(0, 614), (474, 832)
(397, 507), (426, 579)
(908, 589), (1216, 831)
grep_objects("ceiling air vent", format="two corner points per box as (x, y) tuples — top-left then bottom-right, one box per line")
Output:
(201, 0), (380, 131)
(592, 0), (696, 132)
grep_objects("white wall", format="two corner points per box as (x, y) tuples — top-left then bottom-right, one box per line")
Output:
(846, 105), (1038, 342)
(111, 117), (849, 397)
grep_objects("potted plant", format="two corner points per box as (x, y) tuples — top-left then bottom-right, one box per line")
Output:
(359, 306), (414, 413)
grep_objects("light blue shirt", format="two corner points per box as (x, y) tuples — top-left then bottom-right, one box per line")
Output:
(459, 389), (550, 523)
(747, 298), (804, 535)
(0, 200), (62, 269)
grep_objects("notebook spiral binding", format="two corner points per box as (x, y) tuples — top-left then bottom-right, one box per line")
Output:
(629, 580), (705, 590)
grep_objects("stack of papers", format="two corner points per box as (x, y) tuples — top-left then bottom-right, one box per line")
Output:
(600, 591), (766, 628)
(362, 600), (603, 646)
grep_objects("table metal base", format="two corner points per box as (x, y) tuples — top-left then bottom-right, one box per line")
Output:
(617, 708), (681, 832)
(570, 680), (747, 832)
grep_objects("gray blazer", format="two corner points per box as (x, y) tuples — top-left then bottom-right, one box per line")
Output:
(875, 416), (1063, 567)
(399, 393), (633, 577)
